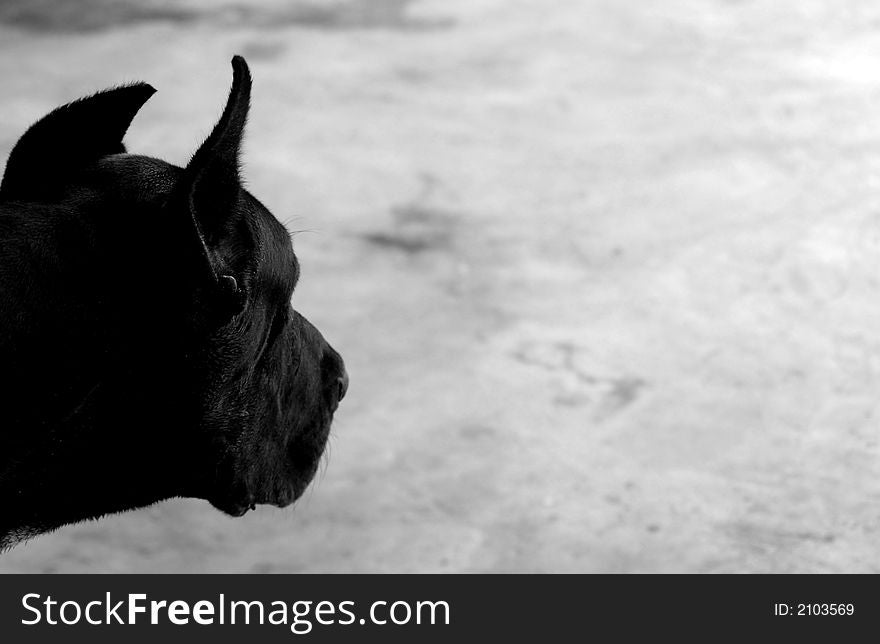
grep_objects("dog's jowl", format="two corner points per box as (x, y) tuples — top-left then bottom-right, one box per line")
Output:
(0, 56), (348, 548)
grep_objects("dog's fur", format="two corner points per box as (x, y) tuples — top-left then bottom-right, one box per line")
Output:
(0, 56), (347, 548)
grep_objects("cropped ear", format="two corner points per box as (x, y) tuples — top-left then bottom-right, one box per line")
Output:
(0, 83), (155, 202)
(172, 55), (251, 317)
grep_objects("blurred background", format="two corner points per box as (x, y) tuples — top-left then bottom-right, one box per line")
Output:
(2, 0), (880, 572)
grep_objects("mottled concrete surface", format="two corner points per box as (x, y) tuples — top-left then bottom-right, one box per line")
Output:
(2, 0), (880, 572)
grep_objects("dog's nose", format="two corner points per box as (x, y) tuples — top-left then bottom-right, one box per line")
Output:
(336, 369), (349, 403)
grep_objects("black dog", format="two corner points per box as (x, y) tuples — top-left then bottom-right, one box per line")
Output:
(0, 56), (347, 548)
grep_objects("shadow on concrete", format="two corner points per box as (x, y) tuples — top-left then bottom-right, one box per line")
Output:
(0, 0), (455, 34)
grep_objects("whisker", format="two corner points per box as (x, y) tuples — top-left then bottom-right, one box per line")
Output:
(287, 228), (321, 238)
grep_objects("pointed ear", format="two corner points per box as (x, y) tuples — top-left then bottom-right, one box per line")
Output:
(176, 56), (251, 288)
(0, 83), (155, 201)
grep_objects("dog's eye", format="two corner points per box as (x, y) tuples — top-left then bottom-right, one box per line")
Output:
(291, 257), (301, 290)
(253, 306), (288, 365)
(266, 307), (288, 346)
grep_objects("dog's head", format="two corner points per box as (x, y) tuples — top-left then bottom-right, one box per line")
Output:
(158, 57), (350, 516)
(0, 57), (347, 530)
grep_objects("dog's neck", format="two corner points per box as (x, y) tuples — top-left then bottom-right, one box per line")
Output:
(0, 167), (215, 546)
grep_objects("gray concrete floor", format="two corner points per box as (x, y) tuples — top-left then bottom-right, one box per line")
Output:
(1, 0), (880, 572)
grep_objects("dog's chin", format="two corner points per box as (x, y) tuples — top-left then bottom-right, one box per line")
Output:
(208, 482), (297, 517)
(207, 411), (332, 518)
(209, 497), (254, 518)
(208, 454), (324, 517)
